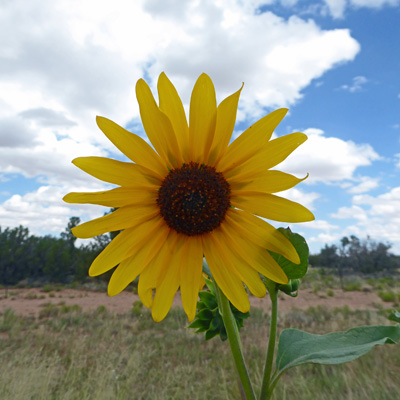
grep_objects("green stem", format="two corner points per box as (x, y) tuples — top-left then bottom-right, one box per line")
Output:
(259, 282), (279, 400)
(213, 280), (256, 400)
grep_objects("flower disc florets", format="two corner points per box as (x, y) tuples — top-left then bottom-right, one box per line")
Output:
(157, 162), (231, 236)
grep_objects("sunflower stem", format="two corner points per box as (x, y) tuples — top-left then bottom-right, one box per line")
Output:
(213, 280), (256, 400)
(259, 281), (279, 400)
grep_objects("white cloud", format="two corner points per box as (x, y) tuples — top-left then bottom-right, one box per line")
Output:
(323, 0), (400, 18)
(347, 176), (380, 193)
(0, 0), (360, 180)
(280, 187), (321, 211)
(323, 0), (347, 19)
(395, 153), (400, 168)
(0, 184), (108, 236)
(330, 187), (400, 253)
(308, 232), (341, 245)
(0, 0), (362, 239)
(332, 204), (370, 221)
(339, 76), (368, 92)
(277, 128), (380, 183)
(303, 219), (339, 230)
(350, 0), (399, 8)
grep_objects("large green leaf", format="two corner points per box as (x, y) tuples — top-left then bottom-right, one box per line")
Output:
(269, 228), (309, 279)
(275, 325), (400, 376)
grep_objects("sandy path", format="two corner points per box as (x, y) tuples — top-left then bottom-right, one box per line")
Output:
(0, 287), (390, 317)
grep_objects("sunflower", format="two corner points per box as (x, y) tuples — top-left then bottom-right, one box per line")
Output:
(63, 73), (314, 322)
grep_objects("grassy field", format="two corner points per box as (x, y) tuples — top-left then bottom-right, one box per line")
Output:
(1, 295), (399, 400)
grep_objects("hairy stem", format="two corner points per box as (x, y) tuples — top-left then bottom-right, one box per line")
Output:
(213, 280), (256, 400)
(259, 282), (278, 400)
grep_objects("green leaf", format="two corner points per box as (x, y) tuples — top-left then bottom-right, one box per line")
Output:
(389, 311), (400, 323)
(269, 228), (309, 279)
(275, 325), (400, 377)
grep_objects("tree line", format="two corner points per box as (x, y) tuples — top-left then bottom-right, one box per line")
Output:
(309, 235), (400, 276)
(0, 217), (112, 286)
(1, 218), (399, 287)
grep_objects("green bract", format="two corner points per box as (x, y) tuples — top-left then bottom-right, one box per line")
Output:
(188, 278), (249, 341)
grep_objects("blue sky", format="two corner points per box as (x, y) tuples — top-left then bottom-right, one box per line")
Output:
(0, 0), (399, 255)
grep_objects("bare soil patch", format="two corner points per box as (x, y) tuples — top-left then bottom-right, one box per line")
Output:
(0, 287), (391, 317)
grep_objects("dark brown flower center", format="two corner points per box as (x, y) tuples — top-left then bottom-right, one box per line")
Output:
(157, 162), (231, 236)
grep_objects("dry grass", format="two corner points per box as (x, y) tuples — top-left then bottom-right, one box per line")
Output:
(1, 302), (399, 399)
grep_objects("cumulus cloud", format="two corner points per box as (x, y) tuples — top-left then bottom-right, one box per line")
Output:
(303, 219), (339, 230)
(330, 187), (400, 253)
(277, 128), (380, 183)
(347, 176), (380, 193)
(0, 0), (363, 241)
(19, 108), (77, 128)
(0, 116), (38, 148)
(0, 184), (109, 236)
(280, 187), (320, 211)
(0, 0), (360, 179)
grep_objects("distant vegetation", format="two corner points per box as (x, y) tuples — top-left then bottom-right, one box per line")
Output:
(0, 217), (112, 286)
(309, 235), (400, 288)
(1, 216), (399, 287)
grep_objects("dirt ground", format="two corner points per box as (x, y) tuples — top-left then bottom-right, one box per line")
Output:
(0, 287), (391, 317)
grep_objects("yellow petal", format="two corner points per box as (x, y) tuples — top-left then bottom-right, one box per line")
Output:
(189, 73), (217, 162)
(212, 229), (267, 297)
(225, 132), (307, 182)
(72, 157), (162, 186)
(216, 108), (288, 172)
(72, 204), (159, 239)
(179, 235), (204, 321)
(220, 217), (288, 284)
(138, 230), (176, 308)
(152, 232), (185, 322)
(158, 72), (189, 162)
(232, 192), (315, 223)
(202, 233), (250, 313)
(207, 84), (243, 166)
(227, 209), (300, 264)
(96, 116), (167, 177)
(63, 185), (158, 207)
(89, 216), (164, 277)
(136, 79), (182, 168)
(230, 171), (308, 193)
(107, 225), (169, 296)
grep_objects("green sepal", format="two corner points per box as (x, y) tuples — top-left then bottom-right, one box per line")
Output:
(198, 291), (218, 310)
(188, 278), (249, 341)
(278, 279), (300, 297)
(187, 319), (208, 330)
(197, 309), (214, 321)
(205, 329), (220, 341)
(210, 315), (223, 331)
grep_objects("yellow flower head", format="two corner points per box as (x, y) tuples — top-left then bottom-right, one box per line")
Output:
(63, 73), (314, 322)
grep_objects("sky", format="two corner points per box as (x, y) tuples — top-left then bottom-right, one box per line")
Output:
(0, 0), (399, 255)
